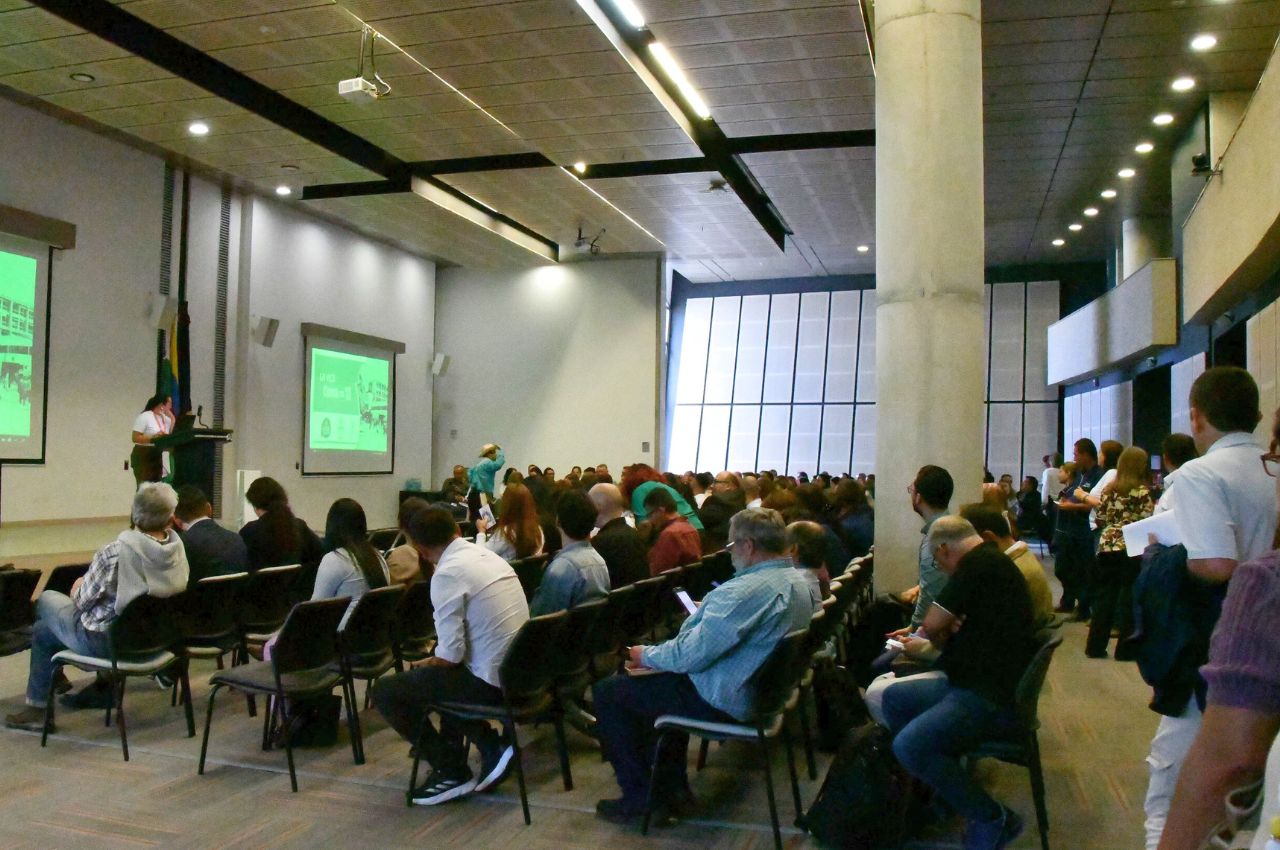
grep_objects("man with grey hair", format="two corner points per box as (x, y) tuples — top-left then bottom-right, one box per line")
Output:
(6, 483), (190, 732)
(592, 507), (816, 823)
(877, 515), (1037, 850)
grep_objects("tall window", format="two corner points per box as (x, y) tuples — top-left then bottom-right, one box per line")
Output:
(665, 280), (1060, 481)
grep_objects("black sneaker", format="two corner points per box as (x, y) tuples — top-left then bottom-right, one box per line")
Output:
(153, 672), (175, 690)
(410, 768), (477, 806)
(474, 737), (515, 793)
(595, 797), (648, 823)
(60, 684), (113, 711)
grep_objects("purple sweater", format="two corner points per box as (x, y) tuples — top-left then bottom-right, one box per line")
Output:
(1204, 549), (1280, 712)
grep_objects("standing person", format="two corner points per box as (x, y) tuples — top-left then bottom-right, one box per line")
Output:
(239, 477), (324, 570)
(1141, 367), (1277, 850)
(1154, 433), (1199, 515)
(467, 443), (504, 521)
(1085, 447), (1154, 659)
(312, 498), (390, 628)
(1053, 439), (1102, 618)
(475, 482), (543, 562)
(130, 393), (173, 486)
(372, 507), (529, 806)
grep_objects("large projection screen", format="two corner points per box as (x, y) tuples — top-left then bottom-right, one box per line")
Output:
(301, 323), (404, 475)
(0, 233), (51, 463)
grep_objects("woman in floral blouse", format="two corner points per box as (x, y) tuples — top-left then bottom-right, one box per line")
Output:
(1086, 446), (1155, 658)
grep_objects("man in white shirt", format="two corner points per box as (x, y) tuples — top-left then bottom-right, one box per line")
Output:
(372, 506), (530, 807)
(1038, 454), (1061, 507)
(1142, 367), (1278, 850)
(1153, 432), (1198, 515)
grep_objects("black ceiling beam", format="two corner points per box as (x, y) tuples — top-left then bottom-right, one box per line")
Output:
(410, 152), (555, 175)
(302, 176), (411, 201)
(727, 129), (875, 156)
(582, 157), (710, 179)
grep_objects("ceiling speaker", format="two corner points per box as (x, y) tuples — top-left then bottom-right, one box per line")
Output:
(254, 316), (279, 347)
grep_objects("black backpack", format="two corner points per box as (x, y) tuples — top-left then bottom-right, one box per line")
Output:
(800, 722), (913, 849)
(812, 663), (870, 752)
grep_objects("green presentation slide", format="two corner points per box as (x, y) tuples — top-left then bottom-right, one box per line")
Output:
(309, 347), (389, 453)
(0, 250), (37, 442)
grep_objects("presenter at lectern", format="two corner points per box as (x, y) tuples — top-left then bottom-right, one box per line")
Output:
(467, 442), (504, 521)
(130, 393), (174, 487)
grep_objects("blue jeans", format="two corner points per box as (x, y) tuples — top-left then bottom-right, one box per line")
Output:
(881, 674), (1012, 823)
(593, 672), (734, 804)
(26, 591), (110, 706)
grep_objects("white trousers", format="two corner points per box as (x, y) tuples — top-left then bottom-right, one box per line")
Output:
(1144, 699), (1204, 850)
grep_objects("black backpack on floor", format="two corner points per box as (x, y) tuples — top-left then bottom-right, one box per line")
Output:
(800, 722), (913, 849)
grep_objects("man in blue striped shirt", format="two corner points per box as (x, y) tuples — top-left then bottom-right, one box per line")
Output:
(593, 507), (816, 823)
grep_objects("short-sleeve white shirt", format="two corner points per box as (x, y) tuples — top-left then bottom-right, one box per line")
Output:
(132, 410), (171, 474)
(1174, 432), (1277, 563)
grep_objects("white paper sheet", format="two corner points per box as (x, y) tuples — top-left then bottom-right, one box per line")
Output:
(1122, 510), (1182, 558)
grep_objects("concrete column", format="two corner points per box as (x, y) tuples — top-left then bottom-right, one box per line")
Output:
(873, 0), (986, 590)
(1121, 216), (1172, 281)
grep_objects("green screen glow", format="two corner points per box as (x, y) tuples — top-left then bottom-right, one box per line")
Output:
(308, 347), (389, 452)
(0, 250), (37, 441)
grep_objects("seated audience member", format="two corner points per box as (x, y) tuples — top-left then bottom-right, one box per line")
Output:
(476, 482), (544, 562)
(832, 478), (875, 558)
(959, 504), (1054, 628)
(623, 464), (703, 530)
(981, 483), (1019, 540)
(589, 483), (648, 588)
(440, 465), (468, 502)
(1015, 476), (1043, 532)
(785, 520), (831, 602)
(596, 463), (610, 478)
(529, 490), (610, 616)
(887, 465), (954, 639)
(698, 471), (747, 552)
(1085, 446), (1154, 659)
(644, 487), (703, 576)
(173, 484), (249, 585)
(881, 516), (1037, 850)
(691, 472), (714, 507)
(592, 508), (817, 821)
(372, 507), (529, 806)
(743, 474), (763, 509)
(313, 498), (390, 628)
(579, 470), (599, 491)
(239, 477), (324, 569)
(1154, 432), (1199, 515)
(385, 497), (431, 585)
(6, 484), (190, 731)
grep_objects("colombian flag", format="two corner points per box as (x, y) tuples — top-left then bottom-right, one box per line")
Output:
(161, 302), (191, 416)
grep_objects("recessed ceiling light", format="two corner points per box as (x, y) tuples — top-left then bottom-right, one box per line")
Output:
(275, 185), (292, 196)
(1052, 239), (1065, 247)
(188, 121), (210, 136)
(1100, 188), (1118, 199)
(573, 161), (587, 174)
(856, 245), (870, 253)
(1118, 167), (1137, 178)
(612, 0), (647, 28)
(69, 72), (95, 83)
(280, 164), (299, 172)
(1084, 207), (1099, 217)
(1190, 33), (1218, 51)
(1068, 223), (1083, 232)
(1135, 142), (1155, 154)
(1171, 77), (1196, 92)
(1153, 113), (1175, 126)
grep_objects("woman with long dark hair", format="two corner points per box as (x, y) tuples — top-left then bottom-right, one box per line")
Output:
(476, 482), (543, 560)
(130, 393), (173, 485)
(239, 477), (323, 569)
(314, 498), (390, 626)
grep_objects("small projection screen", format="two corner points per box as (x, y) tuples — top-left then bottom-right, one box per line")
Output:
(0, 233), (51, 463)
(301, 323), (404, 475)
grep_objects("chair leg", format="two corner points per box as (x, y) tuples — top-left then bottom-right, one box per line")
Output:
(407, 712), (429, 807)
(198, 684), (223, 775)
(758, 731), (783, 850)
(281, 702), (299, 792)
(551, 708), (573, 791)
(1028, 733), (1051, 850)
(507, 720), (531, 825)
(180, 662), (196, 738)
(343, 678), (365, 766)
(41, 662), (60, 747)
(797, 685), (817, 781)
(115, 678), (129, 762)
(781, 725), (804, 827)
(261, 695), (275, 751)
(695, 737), (710, 771)
(641, 729), (668, 836)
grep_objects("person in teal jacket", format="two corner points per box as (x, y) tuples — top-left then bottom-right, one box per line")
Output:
(627, 479), (703, 531)
(467, 443), (504, 521)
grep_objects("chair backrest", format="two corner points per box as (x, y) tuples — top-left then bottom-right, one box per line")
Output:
(394, 579), (435, 644)
(1013, 631), (1064, 730)
(340, 584), (406, 657)
(240, 564), (301, 630)
(746, 629), (810, 722)
(498, 610), (569, 703)
(511, 554), (550, 601)
(0, 569), (41, 631)
(701, 550), (735, 586)
(560, 597), (609, 674)
(271, 597), (350, 676)
(624, 576), (667, 639)
(44, 562), (90, 596)
(598, 583), (636, 652)
(368, 527), (402, 551)
(110, 594), (183, 659)
(178, 572), (249, 641)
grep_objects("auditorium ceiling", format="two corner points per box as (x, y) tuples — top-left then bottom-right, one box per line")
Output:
(1, 0), (1278, 281)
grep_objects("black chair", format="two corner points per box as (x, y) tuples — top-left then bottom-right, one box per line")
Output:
(557, 598), (609, 697)
(590, 584), (636, 679)
(416, 610), (573, 825)
(701, 550), (735, 586)
(236, 564), (301, 662)
(177, 572), (249, 669)
(966, 632), (1064, 850)
(393, 580), (435, 663)
(368, 527), (402, 552)
(511, 554), (550, 601)
(43, 562), (89, 596)
(642, 629), (810, 850)
(622, 576), (666, 644)
(0, 568), (41, 657)
(42, 594), (194, 761)
(335, 584), (406, 764)
(198, 597), (353, 791)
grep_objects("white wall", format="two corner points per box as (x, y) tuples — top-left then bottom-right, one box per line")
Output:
(1170, 353), (1206, 436)
(0, 95), (436, 529)
(1249, 305), (1279, 445)
(432, 260), (661, 480)
(1062, 381), (1133, 456)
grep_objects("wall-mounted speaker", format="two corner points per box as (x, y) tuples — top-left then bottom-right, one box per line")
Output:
(150, 293), (178, 329)
(254, 316), (280, 347)
(431, 352), (450, 377)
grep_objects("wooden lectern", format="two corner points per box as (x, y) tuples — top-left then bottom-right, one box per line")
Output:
(153, 427), (233, 496)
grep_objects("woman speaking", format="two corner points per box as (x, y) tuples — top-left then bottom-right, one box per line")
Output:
(131, 393), (173, 487)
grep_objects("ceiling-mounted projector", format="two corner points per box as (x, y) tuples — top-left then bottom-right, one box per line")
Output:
(338, 76), (381, 100)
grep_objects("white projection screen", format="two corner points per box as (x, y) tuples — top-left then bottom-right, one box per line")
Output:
(301, 323), (404, 475)
(0, 232), (51, 463)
